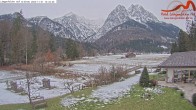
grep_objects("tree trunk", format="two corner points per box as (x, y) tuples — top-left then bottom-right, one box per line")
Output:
(26, 72), (32, 104)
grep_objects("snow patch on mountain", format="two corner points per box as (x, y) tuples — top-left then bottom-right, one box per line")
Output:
(88, 4), (162, 42)
(54, 13), (103, 42)
(128, 4), (159, 23)
(28, 16), (74, 39)
(89, 5), (130, 42)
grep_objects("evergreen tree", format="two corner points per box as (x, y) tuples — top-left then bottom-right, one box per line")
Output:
(178, 30), (190, 52)
(29, 26), (38, 61)
(0, 39), (4, 66)
(12, 15), (21, 34)
(171, 30), (190, 54)
(49, 36), (56, 52)
(0, 20), (12, 66)
(139, 67), (149, 87)
(0, 24), (5, 65)
(11, 15), (24, 64)
(192, 93), (196, 106)
(65, 39), (79, 60)
(189, 23), (196, 51)
(170, 42), (178, 54)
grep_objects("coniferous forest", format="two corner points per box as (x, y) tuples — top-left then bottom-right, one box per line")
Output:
(171, 22), (196, 54)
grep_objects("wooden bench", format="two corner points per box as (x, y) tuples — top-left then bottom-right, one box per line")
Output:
(31, 96), (47, 109)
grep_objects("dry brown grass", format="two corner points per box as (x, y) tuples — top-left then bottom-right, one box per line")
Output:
(0, 66), (16, 71)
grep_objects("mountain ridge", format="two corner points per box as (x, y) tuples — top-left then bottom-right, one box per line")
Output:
(28, 16), (76, 40)
(0, 4), (181, 52)
(88, 4), (178, 42)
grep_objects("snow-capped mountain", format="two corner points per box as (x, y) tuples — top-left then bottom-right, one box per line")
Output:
(67, 13), (103, 32)
(89, 5), (130, 42)
(94, 4), (180, 52)
(54, 13), (100, 42)
(128, 4), (159, 23)
(28, 16), (75, 39)
(89, 4), (176, 42)
(4, 4), (179, 47)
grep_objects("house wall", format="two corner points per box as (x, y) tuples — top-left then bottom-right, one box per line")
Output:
(163, 68), (196, 83)
(167, 68), (174, 83)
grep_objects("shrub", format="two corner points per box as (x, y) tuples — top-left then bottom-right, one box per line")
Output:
(159, 71), (166, 74)
(135, 70), (141, 74)
(139, 67), (149, 87)
(155, 68), (161, 72)
(94, 66), (110, 85)
(110, 65), (117, 81)
(192, 93), (196, 106)
(149, 80), (157, 87)
(180, 91), (184, 98)
(68, 63), (73, 67)
(95, 66), (128, 86)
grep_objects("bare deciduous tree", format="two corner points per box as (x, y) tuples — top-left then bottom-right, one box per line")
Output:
(26, 72), (32, 104)
(64, 79), (75, 93)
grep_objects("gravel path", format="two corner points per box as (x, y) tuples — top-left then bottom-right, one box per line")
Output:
(91, 74), (141, 102)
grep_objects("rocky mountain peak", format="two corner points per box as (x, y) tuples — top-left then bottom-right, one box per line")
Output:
(108, 5), (129, 20)
(89, 5), (130, 42)
(28, 16), (48, 25)
(128, 4), (159, 23)
(114, 5), (127, 11)
(54, 12), (98, 42)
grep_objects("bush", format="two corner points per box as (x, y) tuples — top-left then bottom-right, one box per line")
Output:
(95, 66), (110, 85)
(149, 80), (157, 87)
(180, 91), (184, 98)
(159, 71), (166, 74)
(192, 93), (196, 106)
(139, 67), (149, 87)
(94, 66), (128, 86)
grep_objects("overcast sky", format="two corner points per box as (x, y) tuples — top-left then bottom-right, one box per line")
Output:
(0, 0), (195, 31)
